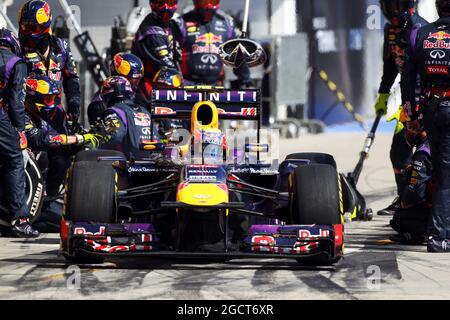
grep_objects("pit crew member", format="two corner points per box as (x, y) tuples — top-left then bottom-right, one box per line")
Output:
(173, 0), (252, 87)
(0, 28), (40, 237)
(375, 0), (428, 216)
(400, 0), (450, 252)
(390, 116), (433, 244)
(131, 0), (180, 107)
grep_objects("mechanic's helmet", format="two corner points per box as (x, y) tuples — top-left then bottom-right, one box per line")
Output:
(194, 0), (220, 22)
(111, 52), (144, 89)
(19, 0), (52, 40)
(25, 74), (60, 112)
(100, 76), (134, 107)
(380, 0), (415, 23)
(150, 0), (178, 25)
(436, 0), (450, 17)
(153, 68), (183, 88)
(405, 114), (424, 147)
(0, 28), (22, 57)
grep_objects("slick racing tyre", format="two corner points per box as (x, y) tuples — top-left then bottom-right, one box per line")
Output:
(0, 152), (44, 227)
(285, 152), (337, 169)
(289, 164), (342, 266)
(75, 149), (125, 162)
(65, 159), (117, 224)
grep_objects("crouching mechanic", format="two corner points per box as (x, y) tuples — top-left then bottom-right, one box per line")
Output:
(390, 116), (433, 244)
(24, 75), (100, 157)
(0, 28), (39, 237)
(88, 52), (144, 131)
(98, 76), (155, 160)
(375, 0), (428, 216)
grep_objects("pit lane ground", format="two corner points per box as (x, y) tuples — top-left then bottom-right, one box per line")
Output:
(1, 128), (450, 300)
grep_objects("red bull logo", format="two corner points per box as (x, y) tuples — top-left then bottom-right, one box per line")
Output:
(36, 2), (51, 25)
(428, 31), (450, 41)
(195, 33), (222, 45)
(114, 55), (131, 76)
(26, 79), (39, 92)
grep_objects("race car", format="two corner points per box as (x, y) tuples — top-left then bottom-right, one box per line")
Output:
(61, 86), (347, 265)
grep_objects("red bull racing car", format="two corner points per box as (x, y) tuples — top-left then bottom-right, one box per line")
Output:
(61, 86), (346, 265)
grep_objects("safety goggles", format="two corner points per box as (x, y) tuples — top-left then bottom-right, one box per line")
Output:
(20, 22), (50, 36)
(34, 94), (57, 111)
(195, 0), (220, 7)
(153, 0), (178, 7)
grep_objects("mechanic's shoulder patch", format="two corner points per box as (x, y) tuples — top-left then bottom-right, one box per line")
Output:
(134, 112), (151, 126)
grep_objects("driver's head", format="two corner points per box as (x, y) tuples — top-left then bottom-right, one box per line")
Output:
(380, 0), (415, 24)
(193, 0), (220, 23)
(437, 0), (450, 17)
(150, 0), (178, 25)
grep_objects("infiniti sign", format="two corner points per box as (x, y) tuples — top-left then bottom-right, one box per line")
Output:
(431, 50), (446, 59)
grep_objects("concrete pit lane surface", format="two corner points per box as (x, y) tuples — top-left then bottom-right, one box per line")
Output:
(0, 132), (449, 300)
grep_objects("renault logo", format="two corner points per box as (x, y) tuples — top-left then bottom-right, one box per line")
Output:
(431, 50), (446, 59)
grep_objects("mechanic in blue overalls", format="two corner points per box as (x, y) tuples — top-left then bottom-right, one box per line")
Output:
(19, 0), (82, 202)
(87, 52), (145, 131)
(401, 0), (450, 252)
(375, 0), (428, 216)
(172, 0), (252, 88)
(23, 75), (100, 232)
(390, 115), (433, 244)
(0, 28), (39, 238)
(98, 76), (156, 160)
(132, 0), (181, 108)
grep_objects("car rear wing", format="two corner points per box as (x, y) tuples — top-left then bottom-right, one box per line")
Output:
(151, 87), (262, 122)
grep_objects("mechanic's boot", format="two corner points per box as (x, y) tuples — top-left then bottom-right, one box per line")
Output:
(377, 197), (400, 216)
(11, 218), (40, 238)
(389, 233), (425, 245)
(427, 237), (450, 252)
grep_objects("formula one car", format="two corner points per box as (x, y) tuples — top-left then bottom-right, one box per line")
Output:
(61, 86), (348, 265)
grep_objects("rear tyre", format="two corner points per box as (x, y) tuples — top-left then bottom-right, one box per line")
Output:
(285, 152), (337, 169)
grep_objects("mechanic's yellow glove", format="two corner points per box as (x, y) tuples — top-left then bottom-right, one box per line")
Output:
(374, 93), (390, 116)
(77, 134), (102, 149)
(387, 106), (405, 134)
